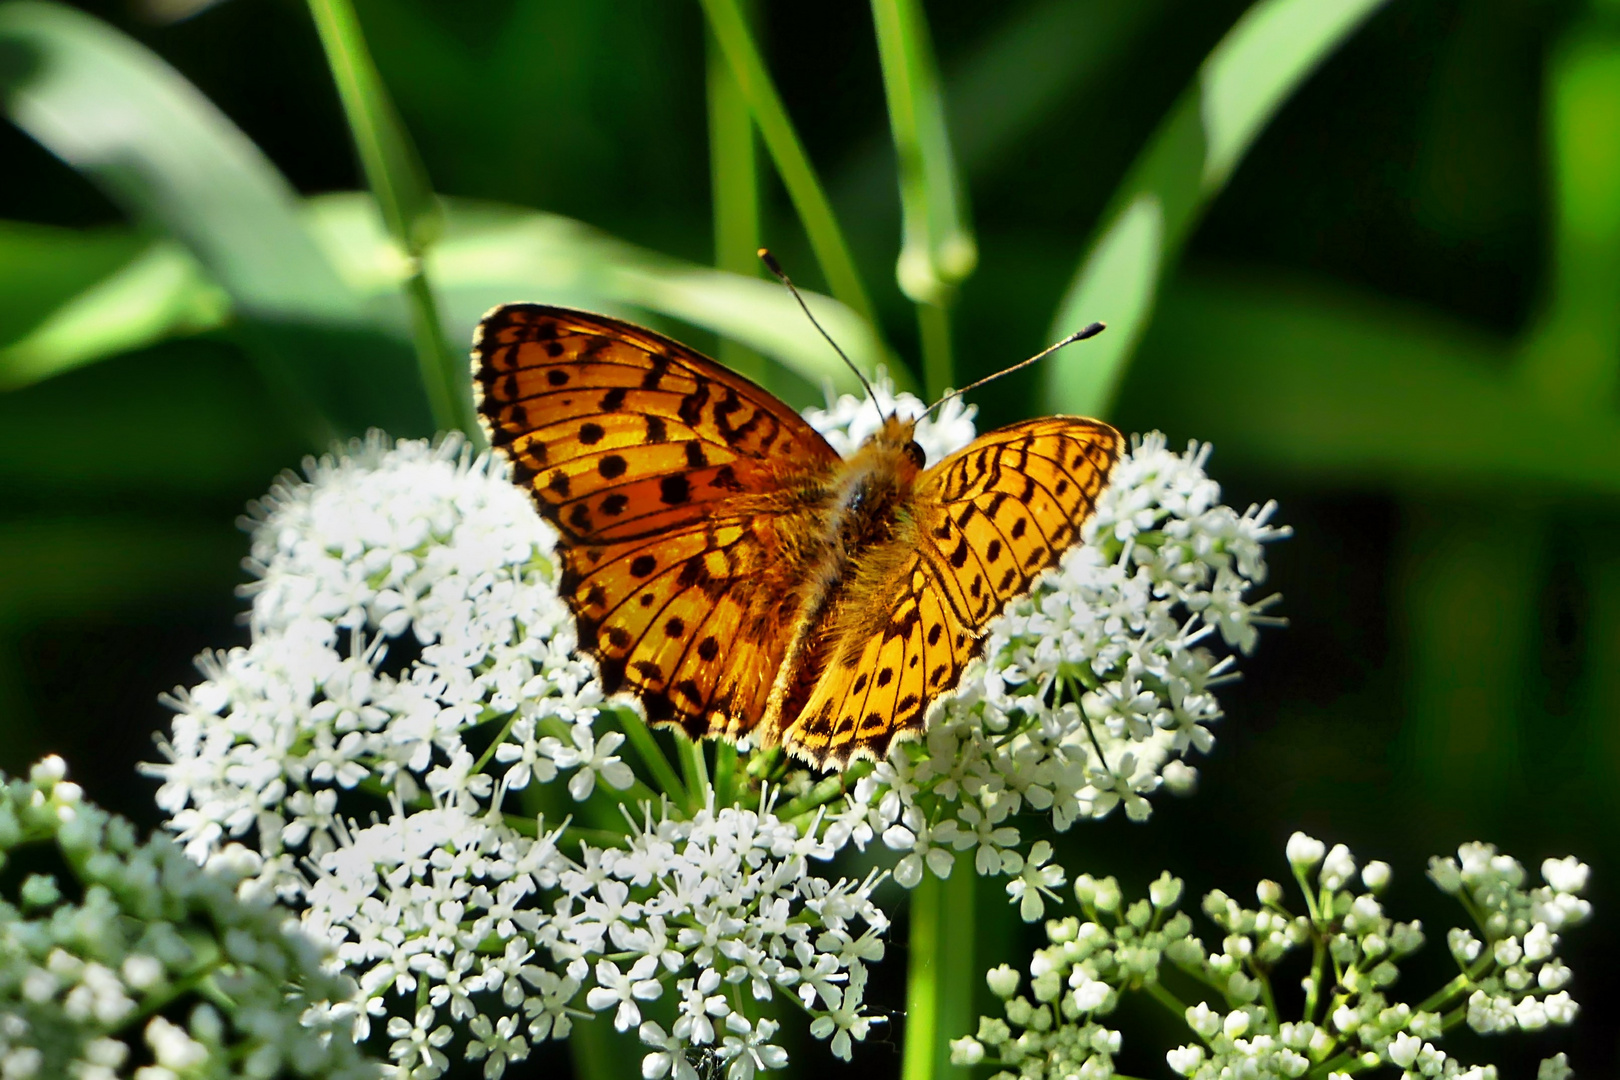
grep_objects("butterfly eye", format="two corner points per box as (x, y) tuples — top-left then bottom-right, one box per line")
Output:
(904, 441), (926, 469)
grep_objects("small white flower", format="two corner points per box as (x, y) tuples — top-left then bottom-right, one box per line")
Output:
(1006, 841), (1065, 922)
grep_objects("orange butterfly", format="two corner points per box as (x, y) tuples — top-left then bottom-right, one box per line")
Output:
(472, 304), (1122, 770)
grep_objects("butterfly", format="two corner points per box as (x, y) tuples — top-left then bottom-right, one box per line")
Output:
(472, 304), (1122, 771)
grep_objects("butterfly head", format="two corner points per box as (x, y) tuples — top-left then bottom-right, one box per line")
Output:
(854, 413), (928, 483)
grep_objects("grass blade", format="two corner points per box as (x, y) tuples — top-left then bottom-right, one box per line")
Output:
(698, 0), (880, 330)
(1045, 0), (1391, 417)
(871, 0), (975, 398)
(305, 0), (472, 436)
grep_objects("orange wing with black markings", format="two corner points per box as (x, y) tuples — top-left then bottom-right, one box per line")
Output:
(473, 304), (841, 738)
(783, 418), (1123, 767)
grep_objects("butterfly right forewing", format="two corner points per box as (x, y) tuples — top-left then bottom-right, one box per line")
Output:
(783, 417), (1121, 768)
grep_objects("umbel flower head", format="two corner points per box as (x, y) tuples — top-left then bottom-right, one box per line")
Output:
(955, 835), (1589, 1080)
(0, 756), (372, 1080)
(142, 384), (1286, 1077)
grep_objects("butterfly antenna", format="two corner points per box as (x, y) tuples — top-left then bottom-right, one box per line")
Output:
(757, 248), (883, 418)
(921, 322), (1106, 420)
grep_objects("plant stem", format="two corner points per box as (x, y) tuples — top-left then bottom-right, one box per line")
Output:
(706, 6), (768, 385)
(777, 759), (873, 822)
(698, 0), (879, 328)
(902, 855), (976, 1080)
(917, 300), (954, 400)
(617, 707), (689, 810)
(871, 0), (974, 398)
(305, 0), (473, 436)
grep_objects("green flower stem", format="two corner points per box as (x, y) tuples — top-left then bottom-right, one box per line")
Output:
(778, 759), (873, 822)
(1144, 979), (1194, 1027)
(902, 856), (976, 1080)
(674, 731), (712, 811)
(305, 0), (473, 436)
(871, 0), (975, 397)
(917, 300), (954, 402)
(713, 738), (739, 808)
(698, 0), (879, 329)
(617, 707), (690, 809)
(706, 6), (769, 385)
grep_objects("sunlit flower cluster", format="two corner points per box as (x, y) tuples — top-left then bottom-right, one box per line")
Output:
(808, 385), (1288, 918)
(952, 835), (1588, 1080)
(142, 435), (889, 1078)
(0, 756), (371, 1080)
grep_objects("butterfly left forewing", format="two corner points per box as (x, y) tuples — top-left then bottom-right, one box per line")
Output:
(473, 303), (841, 739)
(783, 416), (1122, 768)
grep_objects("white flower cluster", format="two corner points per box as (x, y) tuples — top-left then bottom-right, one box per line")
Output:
(950, 834), (1589, 1080)
(1425, 842), (1589, 1039)
(0, 756), (372, 1080)
(143, 435), (890, 1079)
(801, 371), (978, 465)
(806, 388), (1288, 917)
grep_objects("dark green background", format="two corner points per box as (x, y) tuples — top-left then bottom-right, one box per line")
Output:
(1, 0), (1614, 1075)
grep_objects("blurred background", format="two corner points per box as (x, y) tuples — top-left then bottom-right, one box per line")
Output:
(1, 0), (1617, 1075)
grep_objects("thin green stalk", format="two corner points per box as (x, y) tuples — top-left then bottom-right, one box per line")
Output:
(616, 707), (689, 809)
(917, 300), (953, 400)
(305, 0), (474, 436)
(698, 0), (879, 328)
(707, 9), (769, 385)
(777, 759), (873, 822)
(674, 731), (712, 812)
(902, 856), (975, 1080)
(871, 0), (975, 397)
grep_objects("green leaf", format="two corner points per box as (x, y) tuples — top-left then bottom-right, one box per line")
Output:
(0, 241), (226, 390)
(1133, 271), (1620, 495)
(1046, 0), (1392, 417)
(0, 1), (428, 438)
(1518, 18), (1620, 412)
(305, 194), (896, 400)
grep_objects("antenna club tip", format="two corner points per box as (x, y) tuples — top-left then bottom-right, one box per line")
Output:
(1077, 321), (1106, 340)
(757, 248), (784, 276)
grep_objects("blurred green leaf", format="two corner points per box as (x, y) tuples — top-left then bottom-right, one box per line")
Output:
(0, 0), (428, 438)
(427, 203), (890, 399)
(0, 220), (144, 344)
(1046, 0), (1391, 417)
(1133, 270), (1620, 494)
(1, 194), (896, 403)
(698, 0), (881, 331)
(1519, 18), (1620, 412)
(0, 2), (352, 321)
(0, 241), (226, 390)
(305, 0), (469, 435)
